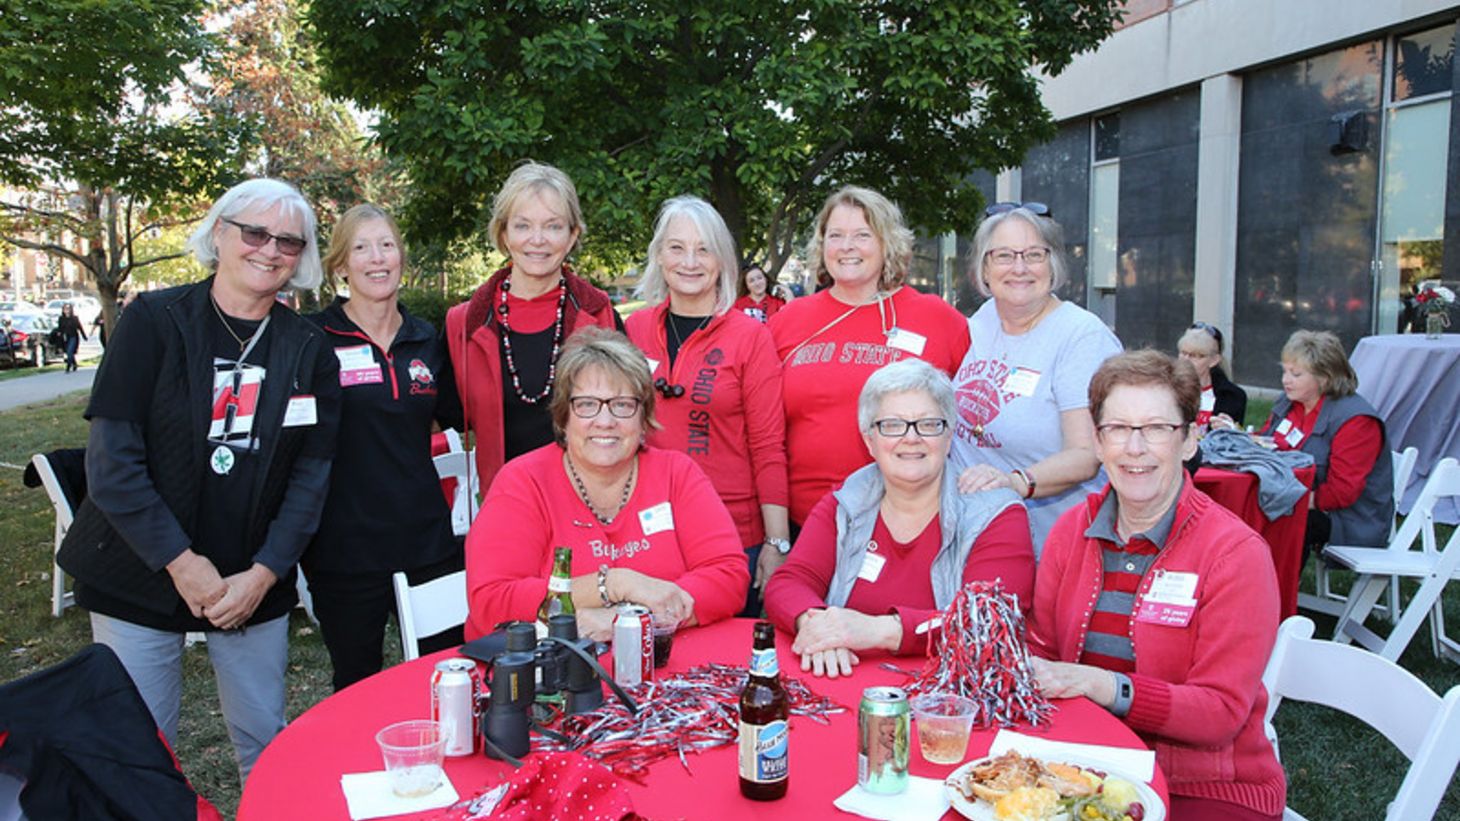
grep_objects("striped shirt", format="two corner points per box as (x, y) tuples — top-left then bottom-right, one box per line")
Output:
(1078, 494), (1177, 673)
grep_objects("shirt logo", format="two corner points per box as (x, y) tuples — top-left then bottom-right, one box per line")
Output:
(408, 358), (438, 396)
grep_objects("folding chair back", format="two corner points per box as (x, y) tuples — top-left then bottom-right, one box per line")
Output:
(29, 454), (75, 617)
(392, 570), (468, 661)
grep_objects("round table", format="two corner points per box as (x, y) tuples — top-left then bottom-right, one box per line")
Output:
(241, 619), (1168, 820)
(1194, 466), (1315, 619)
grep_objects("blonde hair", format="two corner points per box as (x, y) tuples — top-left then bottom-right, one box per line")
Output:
(1282, 330), (1358, 397)
(487, 161), (585, 258)
(635, 196), (739, 315)
(805, 186), (913, 291)
(322, 204), (405, 283)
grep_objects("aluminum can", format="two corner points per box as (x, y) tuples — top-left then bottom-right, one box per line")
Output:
(858, 686), (910, 794)
(612, 604), (654, 686)
(431, 658), (479, 756)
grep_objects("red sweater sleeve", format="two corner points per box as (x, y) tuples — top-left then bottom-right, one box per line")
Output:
(464, 460), (555, 640)
(891, 505), (1036, 655)
(762, 491), (840, 634)
(667, 456), (754, 626)
(742, 324), (789, 509)
(1317, 415), (1382, 511)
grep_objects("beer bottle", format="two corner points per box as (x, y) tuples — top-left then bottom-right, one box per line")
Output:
(536, 546), (576, 627)
(738, 620), (789, 800)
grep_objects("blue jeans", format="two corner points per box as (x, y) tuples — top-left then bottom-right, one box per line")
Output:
(63, 336), (78, 368)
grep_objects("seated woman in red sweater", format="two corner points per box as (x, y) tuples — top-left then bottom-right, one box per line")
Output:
(1028, 351), (1284, 821)
(465, 328), (750, 641)
(763, 358), (1034, 678)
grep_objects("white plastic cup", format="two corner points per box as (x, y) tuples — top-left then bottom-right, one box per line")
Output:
(375, 719), (446, 797)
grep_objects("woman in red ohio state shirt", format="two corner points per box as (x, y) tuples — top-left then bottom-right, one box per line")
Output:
(764, 358), (1033, 678)
(730, 261), (785, 323)
(625, 196), (790, 616)
(465, 328), (749, 642)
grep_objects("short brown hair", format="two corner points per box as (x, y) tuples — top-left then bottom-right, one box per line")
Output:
(805, 186), (913, 291)
(1281, 330), (1357, 398)
(322, 204), (405, 282)
(549, 327), (659, 444)
(1088, 350), (1201, 427)
(488, 161), (585, 258)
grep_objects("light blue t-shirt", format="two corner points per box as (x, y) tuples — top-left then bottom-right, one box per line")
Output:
(949, 300), (1122, 554)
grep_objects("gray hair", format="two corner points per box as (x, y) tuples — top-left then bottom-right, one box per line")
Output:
(857, 358), (958, 431)
(968, 207), (1067, 298)
(636, 195), (739, 315)
(185, 178), (322, 290)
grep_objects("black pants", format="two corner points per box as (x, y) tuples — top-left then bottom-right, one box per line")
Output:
(1301, 508), (1333, 568)
(308, 554), (464, 692)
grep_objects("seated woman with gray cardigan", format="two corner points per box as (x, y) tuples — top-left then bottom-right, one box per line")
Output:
(763, 358), (1035, 678)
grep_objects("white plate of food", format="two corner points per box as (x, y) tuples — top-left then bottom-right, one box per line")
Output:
(944, 749), (1164, 821)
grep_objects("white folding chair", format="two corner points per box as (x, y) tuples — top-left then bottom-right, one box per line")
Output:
(1327, 459), (1460, 663)
(29, 453), (76, 617)
(1262, 616), (1460, 820)
(392, 570), (468, 661)
(1305, 447), (1419, 620)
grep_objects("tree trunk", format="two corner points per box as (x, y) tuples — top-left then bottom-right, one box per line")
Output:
(709, 155), (749, 267)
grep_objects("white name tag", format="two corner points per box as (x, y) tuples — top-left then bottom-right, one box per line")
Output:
(334, 344), (375, 371)
(1001, 367), (1041, 397)
(1199, 390), (1215, 412)
(638, 501), (674, 535)
(1146, 569), (1198, 601)
(283, 395), (317, 427)
(645, 357), (661, 376)
(1136, 570), (1198, 628)
(885, 327), (927, 356)
(857, 550), (886, 583)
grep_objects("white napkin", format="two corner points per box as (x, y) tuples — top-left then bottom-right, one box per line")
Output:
(340, 770), (460, 820)
(987, 730), (1156, 782)
(832, 776), (949, 821)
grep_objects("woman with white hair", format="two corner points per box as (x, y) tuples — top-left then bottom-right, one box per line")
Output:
(625, 196), (790, 615)
(764, 358), (1034, 677)
(57, 178), (341, 783)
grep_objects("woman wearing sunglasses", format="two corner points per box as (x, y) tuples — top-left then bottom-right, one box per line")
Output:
(464, 328), (748, 642)
(1177, 322), (1247, 433)
(763, 359), (1034, 677)
(952, 203), (1122, 551)
(57, 178), (341, 784)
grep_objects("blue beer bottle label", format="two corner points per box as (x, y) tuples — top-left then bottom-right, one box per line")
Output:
(749, 647), (778, 677)
(738, 719), (789, 783)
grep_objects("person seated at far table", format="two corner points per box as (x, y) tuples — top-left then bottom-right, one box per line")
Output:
(465, 327), (750, 642)
(1177, 322), (1246, 434)
(764, 358), (1035, 678)
(1261, 330), (1393, 558)
(1028, 351), (1285, 821)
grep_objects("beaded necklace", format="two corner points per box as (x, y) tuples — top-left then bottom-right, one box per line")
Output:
(497, 271), (568, 404)
(565, 453), (637, 525)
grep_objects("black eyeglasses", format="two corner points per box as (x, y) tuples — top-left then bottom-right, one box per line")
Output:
(1190, 321), (1224, 351)
(1096, 422), (1187, 445)
(871, 418), (949, 438)
(569, 395), (642, 419)
(984, 201), (1052, 218)
(653, 377), (686, 399)
(223, 218), (308, 256)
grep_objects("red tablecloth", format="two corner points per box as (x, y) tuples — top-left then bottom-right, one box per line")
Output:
(241, 619), (1167, 820)
(1194, 466), (1315, 618)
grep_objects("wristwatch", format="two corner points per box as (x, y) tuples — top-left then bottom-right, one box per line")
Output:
(765, 537), (792, 555)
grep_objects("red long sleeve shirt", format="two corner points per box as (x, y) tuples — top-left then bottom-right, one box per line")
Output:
(731, 294), (785, 323)
(1270, 398), (1381, 511)
(625, 305), (788, 546)
(763, 491), (1034, 655)
(464, 445), (750, 639)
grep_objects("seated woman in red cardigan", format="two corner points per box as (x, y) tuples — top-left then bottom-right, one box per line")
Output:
(763, 358), (1035, 677)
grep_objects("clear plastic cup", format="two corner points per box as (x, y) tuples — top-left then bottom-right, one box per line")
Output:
(375, 719), (446, 797)
(910, 693), (976, 765)
(652, 620), (678, 668)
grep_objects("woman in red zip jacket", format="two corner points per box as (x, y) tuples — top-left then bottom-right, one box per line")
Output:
(625, 196), (790, 616)
(305, 204), (464, 690)
(444, 162), (621, 495)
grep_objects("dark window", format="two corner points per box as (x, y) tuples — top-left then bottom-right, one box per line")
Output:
(1094, 113), (1121, 161)
(1394, 23), (1456, 101)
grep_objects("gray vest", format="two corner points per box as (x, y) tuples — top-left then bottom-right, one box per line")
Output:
(824, 462), (1022, 609)
(1271, 393), (1394, 547)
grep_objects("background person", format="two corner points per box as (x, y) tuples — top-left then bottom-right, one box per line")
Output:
(57, 302), (87, 372)
(1177, 322), (1246, 433)
(1261, 329), (1393, 556)
(56, 178), (340, 783)
(304, 204), (464, 691)
(764, 358), (1033, 677)
(444, 161), (620, 494)
(1028, 351), (1284, 821)
(952, 203), (1121, 550)
(770, 185), (970, 530)
(625, 196), (789, 616)
(465, 328), (749, 642)
(731, 261), (785, 323)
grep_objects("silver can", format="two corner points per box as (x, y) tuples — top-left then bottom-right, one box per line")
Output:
(612, 604), (654, 687)
(431, 658), (478, 756)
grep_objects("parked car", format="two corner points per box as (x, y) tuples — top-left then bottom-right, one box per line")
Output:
(2, 314), (64, 367)
(43, 296), (101, 325)
(0, 300), (46, 321)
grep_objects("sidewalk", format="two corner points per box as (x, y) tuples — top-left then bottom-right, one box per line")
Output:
(0, 365), (96, 412)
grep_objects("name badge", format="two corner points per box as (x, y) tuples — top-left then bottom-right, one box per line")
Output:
(638, 501), (674, 535)
(335, 345), (384, 387)
(1284, 426), (1305, 447)
(1135, 570), (1198, 627)
(857, 550), (886, 583)
(1001, 367), (1041, 397)
(1199, 390), (1215, 412)
(283, 395), (317, 427)
(885, 327), (927, 356)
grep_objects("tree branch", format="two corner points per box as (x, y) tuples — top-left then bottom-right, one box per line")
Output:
(128, 250), (191, 269)
(0, 233), (94, 272)
(0, 200), (88, 231)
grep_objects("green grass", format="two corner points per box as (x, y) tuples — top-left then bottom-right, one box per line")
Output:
(0, 362), (65, 382)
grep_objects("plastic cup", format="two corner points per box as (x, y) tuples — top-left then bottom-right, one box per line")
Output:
(652, 620), (678, 668)
(911, 693), (976, 765)
(375, 719), (446, 797)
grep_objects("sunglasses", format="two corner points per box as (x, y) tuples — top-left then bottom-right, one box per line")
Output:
(1190, 321), (1224, 350)
(984, 201), (1052, 218)
(223, 218), (308, 257)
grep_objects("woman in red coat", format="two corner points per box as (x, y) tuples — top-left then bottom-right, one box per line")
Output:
(730, 262), (785, 323)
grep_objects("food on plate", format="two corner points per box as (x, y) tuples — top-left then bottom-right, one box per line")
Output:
(948, 750), (1148, 821)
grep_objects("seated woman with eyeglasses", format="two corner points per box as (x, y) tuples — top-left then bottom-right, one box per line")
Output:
(1028, 351), (1284, 820)
(952, 203), (1122, 552)
(465, 328), (750, 642)
(763, 359), (1035, 677)
(1177, 322), (1246, 434)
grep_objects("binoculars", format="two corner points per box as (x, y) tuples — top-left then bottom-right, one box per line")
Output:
(471, 614), (604, 760)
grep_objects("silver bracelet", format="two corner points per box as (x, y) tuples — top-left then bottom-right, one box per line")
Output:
(597, 564), (615, 608)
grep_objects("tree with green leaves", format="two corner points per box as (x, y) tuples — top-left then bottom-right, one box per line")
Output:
(308, 0), (1120, 273)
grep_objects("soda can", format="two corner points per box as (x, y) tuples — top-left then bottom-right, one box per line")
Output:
(431, 658), (479, 756)
(858, 686), (910, 795)
(612, 604), (654, 687)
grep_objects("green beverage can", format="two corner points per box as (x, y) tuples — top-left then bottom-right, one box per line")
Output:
(858, 686), (910, 795)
